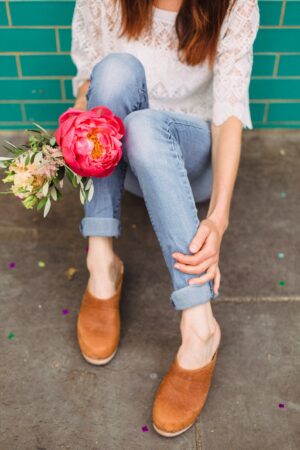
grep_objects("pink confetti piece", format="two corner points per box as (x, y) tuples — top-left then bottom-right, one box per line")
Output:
(141, 425), (149, 432)
(278, 403), (285, 408)
(62, 309), (69, 315)
(9, 262), (16, 269)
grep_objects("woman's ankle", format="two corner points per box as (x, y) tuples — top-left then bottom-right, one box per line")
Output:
(86, 236), (122, 298)
(180, 302), (218, 343)
(87, 236), (115, 272)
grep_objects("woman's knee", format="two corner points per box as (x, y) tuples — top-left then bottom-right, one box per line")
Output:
(123, 109), (170, 170)
(89, 52), (146, 95)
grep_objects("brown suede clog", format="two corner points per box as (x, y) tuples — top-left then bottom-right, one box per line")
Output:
(152, 345), (220, 437)
(77, 262), (124, 365)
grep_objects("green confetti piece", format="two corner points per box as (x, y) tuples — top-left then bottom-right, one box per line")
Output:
(279, 192), (287, 198)
(277, 252), (285, 259)
(7, 332), (15, 340)
(38, 261), (46, 268)
(278, 280), (286, 286)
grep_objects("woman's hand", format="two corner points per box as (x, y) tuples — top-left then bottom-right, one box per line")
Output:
(74, 97), (87, 111)
(73, 80), (90, 111)
(172, 217), (226, 295)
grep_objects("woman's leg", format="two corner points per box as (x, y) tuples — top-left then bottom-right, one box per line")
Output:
(122, 109), (221, 367)
(81, 53), (149, 298)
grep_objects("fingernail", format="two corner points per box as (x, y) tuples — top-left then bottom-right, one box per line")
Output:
(174, 263), (180, 269)
(190, 245), (197, 252)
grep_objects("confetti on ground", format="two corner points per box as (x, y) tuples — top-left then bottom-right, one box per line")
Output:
(277, 252), (285, 259)
(141, 425), (149, 432)
(38, 304), (42, 309)
(149, 373), (158, 380)
(38, 261), (46, 268)
(278, 403), (285, 408)
(7, 332), (15, 340)
(131, 224), (137, 229)
(280, 192), (287, 198)
(278, 280), (286, 286)
(65, 267), (78, 280)
(9, 262), (16, 269)
(62, 309), (69, 315)
(279, 149), (286, 156)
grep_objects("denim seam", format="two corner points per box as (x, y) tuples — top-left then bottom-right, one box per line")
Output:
(166, 119), (199, 230)
(112, 161), (127, 220)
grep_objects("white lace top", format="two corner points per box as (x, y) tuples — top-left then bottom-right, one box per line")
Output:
(71, 0), (260, 129)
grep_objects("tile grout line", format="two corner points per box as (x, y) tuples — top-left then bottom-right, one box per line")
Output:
(273, 54), (280, 77)
(20, 103), (26, 122)
(279, 1), (287, 27)
(195, 421), (203, 450)
(15, 54), (22, 78)
(54, 27), (61, 53)
(5, 0), (12, 27)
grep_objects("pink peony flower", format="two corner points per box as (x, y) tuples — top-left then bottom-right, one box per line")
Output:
(55, 106), (125, 177)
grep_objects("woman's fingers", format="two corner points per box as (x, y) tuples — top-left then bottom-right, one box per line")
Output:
(173, 246), (217, 265)
(213, 266), (221, 294)
(174, 256), (217, 274)
(189, 221), (211, 253)
(188, 265), (216, 285)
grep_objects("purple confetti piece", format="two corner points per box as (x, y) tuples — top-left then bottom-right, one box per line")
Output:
(9, 262), (16, 269)
(62, 309), (69, 315)
(278, 403), (285, 408)
(141, 425), (149, 432)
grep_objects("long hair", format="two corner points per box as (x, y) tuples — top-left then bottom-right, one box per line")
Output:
(115, 0), (236, 68)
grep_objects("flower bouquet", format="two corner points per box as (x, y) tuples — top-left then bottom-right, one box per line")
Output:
(0, 106), (124, 217)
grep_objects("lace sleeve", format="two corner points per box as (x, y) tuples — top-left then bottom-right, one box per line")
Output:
(70, 0), (104, 98)
(212, 0), (260, 129)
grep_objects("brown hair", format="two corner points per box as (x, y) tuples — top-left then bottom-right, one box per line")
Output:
(115, 0), (236, 68)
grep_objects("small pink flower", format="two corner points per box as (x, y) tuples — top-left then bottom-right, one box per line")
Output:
(55, 106), (125, 178)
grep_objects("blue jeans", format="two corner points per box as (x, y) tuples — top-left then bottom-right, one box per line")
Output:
(80, 52), (218, 310)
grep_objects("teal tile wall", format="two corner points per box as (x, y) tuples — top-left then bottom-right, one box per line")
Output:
(0, 0), (300, 129)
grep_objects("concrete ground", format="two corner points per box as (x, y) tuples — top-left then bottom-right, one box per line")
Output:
(0, 129), (299, 450)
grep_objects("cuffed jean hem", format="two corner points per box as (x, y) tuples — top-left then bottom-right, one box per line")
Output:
(170, 280), (219, 310)
(79, 217), (120, 238)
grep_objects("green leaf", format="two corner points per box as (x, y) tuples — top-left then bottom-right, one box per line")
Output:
(42, 181), (49, 196)
(0, 156), (14, 161)
(43, 197), (51, 217)
(50, 137), (56, 146)
(25, 154), (31, 165)
(84, 177), (93, 191)
(34, 152), (43, 165)
(32, 122), (49, 135)
(65, 168), (78, 188)
(3, 140), (17, 149)
(55, 188), (63, 200)
(79, 187), (85, 205)
(50, 186), (58, 201)
(87, 182), (94, 202)
(37, 196), (48, 210)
